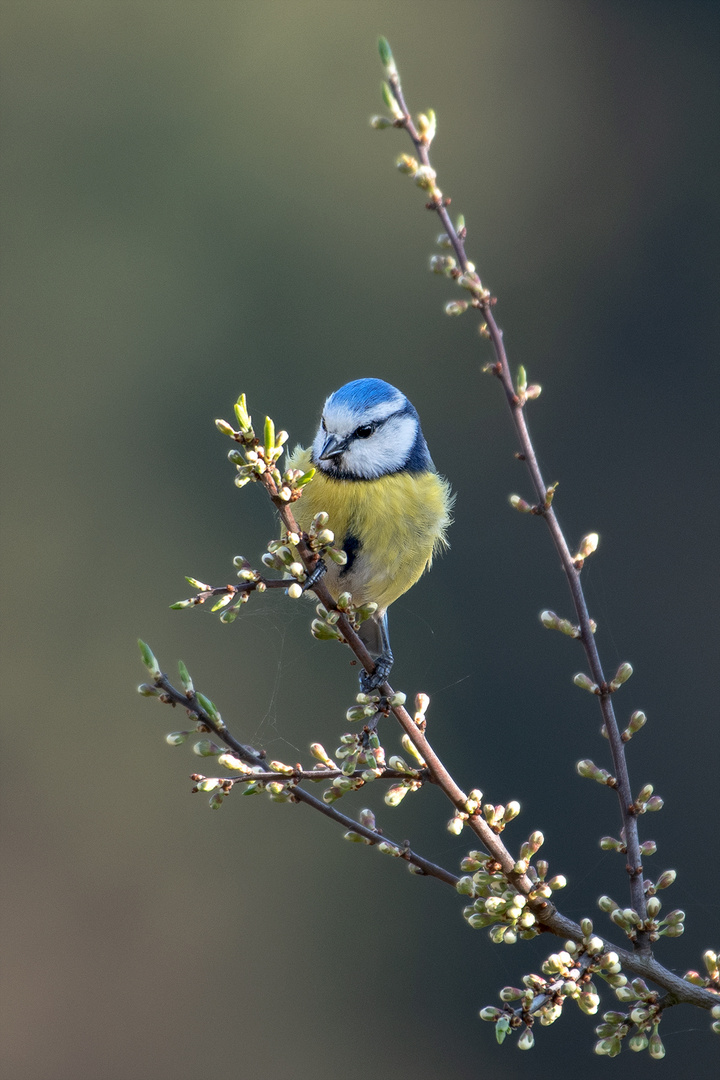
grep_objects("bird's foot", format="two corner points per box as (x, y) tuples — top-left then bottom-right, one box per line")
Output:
(302, 557), (327, 593)
(359, 654), (393, 693)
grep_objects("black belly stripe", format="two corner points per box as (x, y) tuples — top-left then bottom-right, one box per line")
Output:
(340, 533), (360, 576)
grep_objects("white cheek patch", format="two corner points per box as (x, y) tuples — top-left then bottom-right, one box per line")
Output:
(344, 413), (417, 478)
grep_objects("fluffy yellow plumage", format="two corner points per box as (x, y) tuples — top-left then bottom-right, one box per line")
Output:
(287, 444), (452, 612)
(287, 377), (452, 688)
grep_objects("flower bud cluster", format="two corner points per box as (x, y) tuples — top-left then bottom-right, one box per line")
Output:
(598, 888), (684, 944)
(593, 975), (665, 1059)
(319, 728), (390, 805)
(479, 934), (627, 1048)
(217, 397), (306, 501)
(458, 839), (562, 945)
(683, 949), (720, 1011)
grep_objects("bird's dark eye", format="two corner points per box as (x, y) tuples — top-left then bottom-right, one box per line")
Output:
(355, 424), (374, 439)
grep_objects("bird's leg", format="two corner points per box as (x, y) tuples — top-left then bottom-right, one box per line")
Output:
(358, 611), (394, 692)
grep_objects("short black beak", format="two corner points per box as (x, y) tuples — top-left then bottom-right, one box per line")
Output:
(319, 433), (348, 460)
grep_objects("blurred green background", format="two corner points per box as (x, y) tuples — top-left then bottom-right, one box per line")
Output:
(2, 2), (719, 1077)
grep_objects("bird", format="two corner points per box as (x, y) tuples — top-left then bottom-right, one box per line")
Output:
(287, 378), (453, 690)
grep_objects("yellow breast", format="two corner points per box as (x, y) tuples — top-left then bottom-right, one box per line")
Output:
(286, 446), (452, 612)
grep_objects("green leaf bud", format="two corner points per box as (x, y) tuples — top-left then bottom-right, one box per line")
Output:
(137, 682), (161, 696)
(645, 796), (664, 812)
(540, 610), (559, 629)
(381, 79), (403, 119)
(445, 300), (469, 316)
(137, 640), (161, 680)
(263, 416), (275, 459)
(194, 692), (220, 723)
(210, 592), (234, 612)
(377, 36), (397, 77)
(215, 418), (236, 437)
(370, 115), (393, 129)
(185, 576), (212, 591)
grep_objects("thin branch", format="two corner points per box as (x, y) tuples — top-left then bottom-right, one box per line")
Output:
(149, 669), (717, 1010)
(155, 672), (459, 888)
(384, 54), (650, 948)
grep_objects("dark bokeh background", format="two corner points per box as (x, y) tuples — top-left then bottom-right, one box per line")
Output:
(2, 2), (719, 1078)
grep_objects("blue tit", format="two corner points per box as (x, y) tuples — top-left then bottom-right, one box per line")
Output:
(287, 378), (453, 689)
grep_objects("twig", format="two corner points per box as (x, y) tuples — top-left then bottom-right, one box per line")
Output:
(382, 44), (650, 949)
(155, 671), (459, 888)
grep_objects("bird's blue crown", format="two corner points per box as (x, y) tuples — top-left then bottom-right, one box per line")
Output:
(317, 378), (434, 476)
